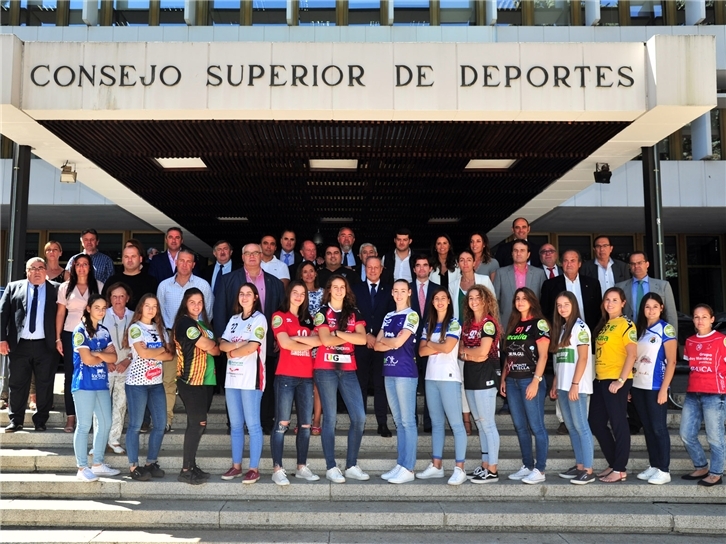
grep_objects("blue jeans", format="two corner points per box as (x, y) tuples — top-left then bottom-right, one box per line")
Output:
(271, 375), (314, 467)
(506, 377), (548, 472)
(680, 392), (726, 476)
(226, 388), (263, 468)
(125, 383), (166, 468)
(631, 387), (670, 472)
(314, 369), (366, 470)
(558, 390), (594, 469)
(385, 376), (419, 471)
(72, 389), (112, 468)
(425, 380), (467, 464)
(465, 387), (499, 466)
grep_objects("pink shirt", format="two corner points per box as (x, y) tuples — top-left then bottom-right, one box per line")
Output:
(246, 268), (266, 311)
(514, 265), (528, 289)
(57, 280), (105, 332)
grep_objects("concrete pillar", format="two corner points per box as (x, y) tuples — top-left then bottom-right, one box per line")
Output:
(7, 145), (31, 283)
(584, 0), (600, 25)
(691, 112), (713, 160)
(641, 146), (665, 280)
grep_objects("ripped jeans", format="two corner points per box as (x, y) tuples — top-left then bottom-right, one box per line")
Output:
(270, 375), (314, 468)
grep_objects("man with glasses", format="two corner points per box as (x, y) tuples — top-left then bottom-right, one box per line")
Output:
(582, 236), (630, 297)
(539, 243), (560, 279)
(0, 258), (59, 432)
(616, 251), (678, 335)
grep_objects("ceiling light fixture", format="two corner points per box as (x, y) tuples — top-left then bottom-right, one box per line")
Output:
(320, 217), (353, 223)
(155, 157), (207, 169)
(309, 159), (358, 171)
(465, 159), (516, 170)
(428, 218), (460, 224)
(60, 162), (77, 184)
(217, 216), (249, 222)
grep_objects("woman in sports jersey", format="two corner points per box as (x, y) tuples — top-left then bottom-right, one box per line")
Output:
(299, 262), (324, 435)
(416, 287), (467, 486)
(218, 283), (268, 485)
(549, 292), (595, 485)
(172, 288), (219, 486)
(375, 279), (420, 484)
(501, 287), (550, 485)
(125, 294), (174, 481)
(632, 293), (677, 485)
(589, 287), (637, 483)
(313, 276), (369, 484)
(270, 281), (322, 486)
(459, 284), (501, 484)
(680, 304), (726, 487)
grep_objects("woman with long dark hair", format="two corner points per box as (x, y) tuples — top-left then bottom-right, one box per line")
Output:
(71, 294), (119, 481)
(501, 287), (550, 485)
(589, 287), (637, 483)
(313, 275), (369, 484)
(56, 253), (103, 433)
(172, 287), (219, 485)
(298, 262), (324, 434)
(417, 287), (467, 486)
(469, 231), (499, 282)
(270, 281), (322, 485)
(429, 234), (459, 290)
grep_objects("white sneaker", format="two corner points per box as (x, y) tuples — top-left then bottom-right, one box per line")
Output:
(108, 443), (125, 455)
(447, 466), (467, 486)
(295, 465), (320, 481)
(91, 463), (120, 477)
(326, 467), (346, 484)
(508, 465), (533, 481)
(522, 468), (546, 485)
(416, 463), (445, 480)
(344, 465), (370, 481)
(382, 464), (402, 481)
(77, 467), (99, 482)
(648, 469), (671, 485)
(272, 469), (290, 486)
(637, 466), (658, 481)
(389, 468), (415, 484)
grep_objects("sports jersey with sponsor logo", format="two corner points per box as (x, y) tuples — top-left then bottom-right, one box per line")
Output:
(422, 319), (462, 382)
(176, 316), (216, 386)
(462, 314), (500, 390)
(684, 330), (726, 394)
(313, 305), (365, 371)
(554, 318), (593, 394)
(595, 316), (637, 381)
(633, 319), (676, 391)
(504, 318), (550, 379)
(272, 310), (315, 379)
(71, 321), (112, 392)
(381, 308), (419, 378)
(126, 321), (167, 386)
(221, 311), (267, 390)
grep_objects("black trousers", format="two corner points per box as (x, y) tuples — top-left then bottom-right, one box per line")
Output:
(589, 378), (632, 473)
(260, 354), (279, 432)
(177, 381), (213, 470)
(61, 331), (75, 416)
(355, 346), (388, 426)
(415, 354), (431, 429)
(8, 339), (56, 427)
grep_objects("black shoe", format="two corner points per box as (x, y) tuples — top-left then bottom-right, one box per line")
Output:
(130, 466), (152, 481)
(423, 426), (432, 433)
(164, 424), (171, 434)
(682, 472), (709, 480)
(140, 423), (150, 433)
(698, 476), (722, 487)
(192, 464), (211, 480)
(4, 422), (23, 433)
(557, 422), (569, 435)
(377, 424), (392, 438)
(471, 469), (499, 484)
(177, 469), (205, 485)
(145, 462), (165, 478)
(34, 424), (47, 432)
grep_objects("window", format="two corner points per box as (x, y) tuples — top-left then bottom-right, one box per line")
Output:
(686, 236), (723, 313)
(556, 235), (591, 262)
(131, 233), (166, 256)
(350, 0), (381, 25)
(393, 0), (430, 25)
(25, 232), (40, 261)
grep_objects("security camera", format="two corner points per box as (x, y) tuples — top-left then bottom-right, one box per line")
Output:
(594, 163), (611, 184)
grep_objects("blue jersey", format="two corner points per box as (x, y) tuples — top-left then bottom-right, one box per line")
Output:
(633, 319), (676, 391)
(72, 321), (113, 392)
(381, 308), (420, 378)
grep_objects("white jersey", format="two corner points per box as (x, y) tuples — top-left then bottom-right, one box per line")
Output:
(221, 311), (268, 390)
(554, 318), (593, 394)
(422, 319), (462, 382)
(126, 321), (168, 386)
(102, 308), (133, 376)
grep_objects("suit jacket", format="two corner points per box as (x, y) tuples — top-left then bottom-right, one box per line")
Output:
(410, 278), (438, 338)
(213, 269), (285, 353)
(616, 276), (678, 336)
(448, 273), (496, 322)
(276, 250), (303, 280)
(352, 281), (395, 336)
(147, 249), (203, 283)
(495, 240), (542, 268)
(200, 261), (242, 289)
(581, 258), (630, 291)
(540, 273), (602, 333)
(0, 279), (59, 353)
(492, 265), (546, 326)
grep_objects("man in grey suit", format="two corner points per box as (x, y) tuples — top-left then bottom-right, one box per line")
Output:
(0, 257), (59, 432)
(493, 240), (547, 327)
(616, 251), (678, 335)
(582, 235), (631, 296)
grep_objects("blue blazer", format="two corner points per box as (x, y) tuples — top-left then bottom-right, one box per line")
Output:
(352, 281), (394, 336)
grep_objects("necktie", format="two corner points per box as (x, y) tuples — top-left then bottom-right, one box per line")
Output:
(418, 283), (425, 314)
(283, 253), (291, 265)
(213, 264), (224, 292)
(344, 252), (350, 266)
(370, 283), (377, 304)
(547, 267), (555, 279)
(636, 279), (645, 316)
(29, 285), (38, 334)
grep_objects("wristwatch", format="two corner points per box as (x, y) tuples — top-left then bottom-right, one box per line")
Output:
(617, 377), (625, 384)
(534, 375), (543, 382)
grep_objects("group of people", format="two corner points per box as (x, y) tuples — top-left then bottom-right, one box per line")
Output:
(1, 220), (724, 489)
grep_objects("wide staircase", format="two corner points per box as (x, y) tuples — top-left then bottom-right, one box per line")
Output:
(1, 376), (725, 540)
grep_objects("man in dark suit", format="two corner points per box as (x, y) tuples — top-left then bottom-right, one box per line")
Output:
(410, 254), (438, 432)
(338, 227), (361, 271)
(581, 235), (631, 296)
(213, 243), (285, 434)
(381, 228), (415, 284)
(352, 256), (394, 437)
(276, 230), (303, 280)
(0, 258), (59, 432)
(495, 217), (542, 268)
(147, 226), (203, 283)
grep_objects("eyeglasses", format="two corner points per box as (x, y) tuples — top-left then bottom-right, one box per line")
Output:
(540, 249), (555, 254)
(27, 267), (46, 272)
(242, 251), (261, 257)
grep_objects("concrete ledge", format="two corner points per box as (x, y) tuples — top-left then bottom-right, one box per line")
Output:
(664, 504), (726, 534)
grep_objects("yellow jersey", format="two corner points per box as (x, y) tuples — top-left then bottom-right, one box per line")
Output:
(595, 316), (637, 380)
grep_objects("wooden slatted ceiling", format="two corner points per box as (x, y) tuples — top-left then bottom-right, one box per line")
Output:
(39, 119), (628, 251)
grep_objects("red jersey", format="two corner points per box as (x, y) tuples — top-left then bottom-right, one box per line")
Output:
(684, 331), (726, 394)
(271, 310), (314, 379)
(313, 305), (365, 371)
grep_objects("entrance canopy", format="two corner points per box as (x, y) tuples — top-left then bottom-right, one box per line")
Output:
(0, 34), (716, 251)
